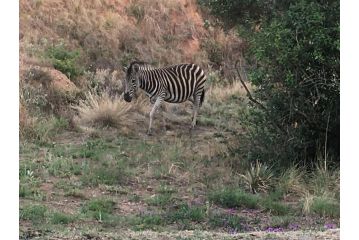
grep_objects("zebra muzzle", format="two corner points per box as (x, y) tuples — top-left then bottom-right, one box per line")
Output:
(124, 92), (132, 102)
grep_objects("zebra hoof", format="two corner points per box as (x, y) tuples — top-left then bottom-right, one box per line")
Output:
(147, 130), (153, 136)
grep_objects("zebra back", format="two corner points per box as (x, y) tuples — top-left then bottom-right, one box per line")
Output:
(134, 63), (206, 103)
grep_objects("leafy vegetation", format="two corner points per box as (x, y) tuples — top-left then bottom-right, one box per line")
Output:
(19, 0), (339, 238)
(47, 43), (83, 79)
(201, 0), (340, 169)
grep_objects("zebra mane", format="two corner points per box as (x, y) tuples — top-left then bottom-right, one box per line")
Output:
(128, 61), (154, 74)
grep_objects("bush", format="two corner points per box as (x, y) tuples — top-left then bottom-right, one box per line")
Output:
(239, 160), (274, 194)
(47, 43), (83, 79)
(205, 0), (340, 169)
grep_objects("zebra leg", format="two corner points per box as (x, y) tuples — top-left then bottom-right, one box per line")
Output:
(148, 97), (163, 135)
(191, 94), (201, 129)
(161, 105), (167, 131)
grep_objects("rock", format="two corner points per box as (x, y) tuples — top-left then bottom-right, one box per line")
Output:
(47, 68), (78, 93)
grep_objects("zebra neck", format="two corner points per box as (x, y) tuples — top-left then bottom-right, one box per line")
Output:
(139, 71), (158, 97)
(139, 73), (151, 93)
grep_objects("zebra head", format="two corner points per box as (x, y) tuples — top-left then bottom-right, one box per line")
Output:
(123, 63), (140, 102)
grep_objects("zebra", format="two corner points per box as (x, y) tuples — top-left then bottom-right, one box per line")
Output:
(122, 61), (207, 134)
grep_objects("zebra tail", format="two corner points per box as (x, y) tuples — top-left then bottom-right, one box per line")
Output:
(199, 90), (205, 107)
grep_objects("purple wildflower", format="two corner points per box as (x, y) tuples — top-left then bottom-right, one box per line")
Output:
(266, 227), (283, 232)
(228, 228), (238, 234)
(228, 208), (236, 215)
(324, 223), (336, 229)
(288, 223), (300, 230)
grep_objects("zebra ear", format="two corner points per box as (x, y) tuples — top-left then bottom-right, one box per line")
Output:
(122, 66), (128, 73)
(133, 63), (140, 73)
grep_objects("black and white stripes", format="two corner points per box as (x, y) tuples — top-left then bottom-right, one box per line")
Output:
(123, 61), (206, 134)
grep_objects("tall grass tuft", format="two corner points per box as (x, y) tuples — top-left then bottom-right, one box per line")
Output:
(239, 161), (274, 194)
(73, 92), (132, 128)
(278, 165), (307, 197)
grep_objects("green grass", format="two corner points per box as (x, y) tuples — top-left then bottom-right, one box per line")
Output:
(130, 214), (165, 231)
(310, 196), (340, 218)
(128, 194), (141, 202)
(20, 205), (48, 224)
(50, 212), (76, 224)
(208, 188), (260, 209)
(209, 213), (247, 231)
(168, 204), (206, 223)
(80, 158), (130, 186)
(81, 198), (116, 221)
(269, 215), (294, 228)
(46, 154), (81, 177)
(64, 188), (86, 199)
(157, 184), (177, 194)
(146, 193), (173, 206)
(260, 197), (292, 216)
(19, 184), (46, 201)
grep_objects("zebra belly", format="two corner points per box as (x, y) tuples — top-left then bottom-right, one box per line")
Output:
(164, 89), (194, 103)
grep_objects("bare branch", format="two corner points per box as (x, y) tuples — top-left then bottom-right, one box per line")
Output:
(235, 60), (266, 110)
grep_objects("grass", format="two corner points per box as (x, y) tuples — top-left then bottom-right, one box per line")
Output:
(50, 212), (76, 224)
(130, 214), (166, 231)
(73, 92), (133, 129)
(20, 205), (48, 224)
(80, 158), (130, 186)
(46, 153), (81, 177)
(260, 197), (292, 216)
(309, 196), (340, 218)
(239, 160), (274, 194)
(208, 188), (260, 209)
(277, 165), (306, 196)
(269, 215), (295, 228)
(209, 213), (247, 231)
(168, 204), (206, 223)
(19, 0), (340, 238)
(81, 198), (116, 221)
(146, 193), (173, 206)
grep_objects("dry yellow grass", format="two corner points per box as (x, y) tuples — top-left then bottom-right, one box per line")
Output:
(207, 80), (249, 102)
(73, 92), (133, 128)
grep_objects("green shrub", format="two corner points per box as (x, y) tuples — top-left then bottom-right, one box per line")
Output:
(204, 0), (340, 169)
(47, 43), (83, 79)
(202, 39), (223, 66)
(239, 160), (274, 194)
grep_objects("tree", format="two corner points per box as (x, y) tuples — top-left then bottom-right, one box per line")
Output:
(202, 0), (340, 167)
